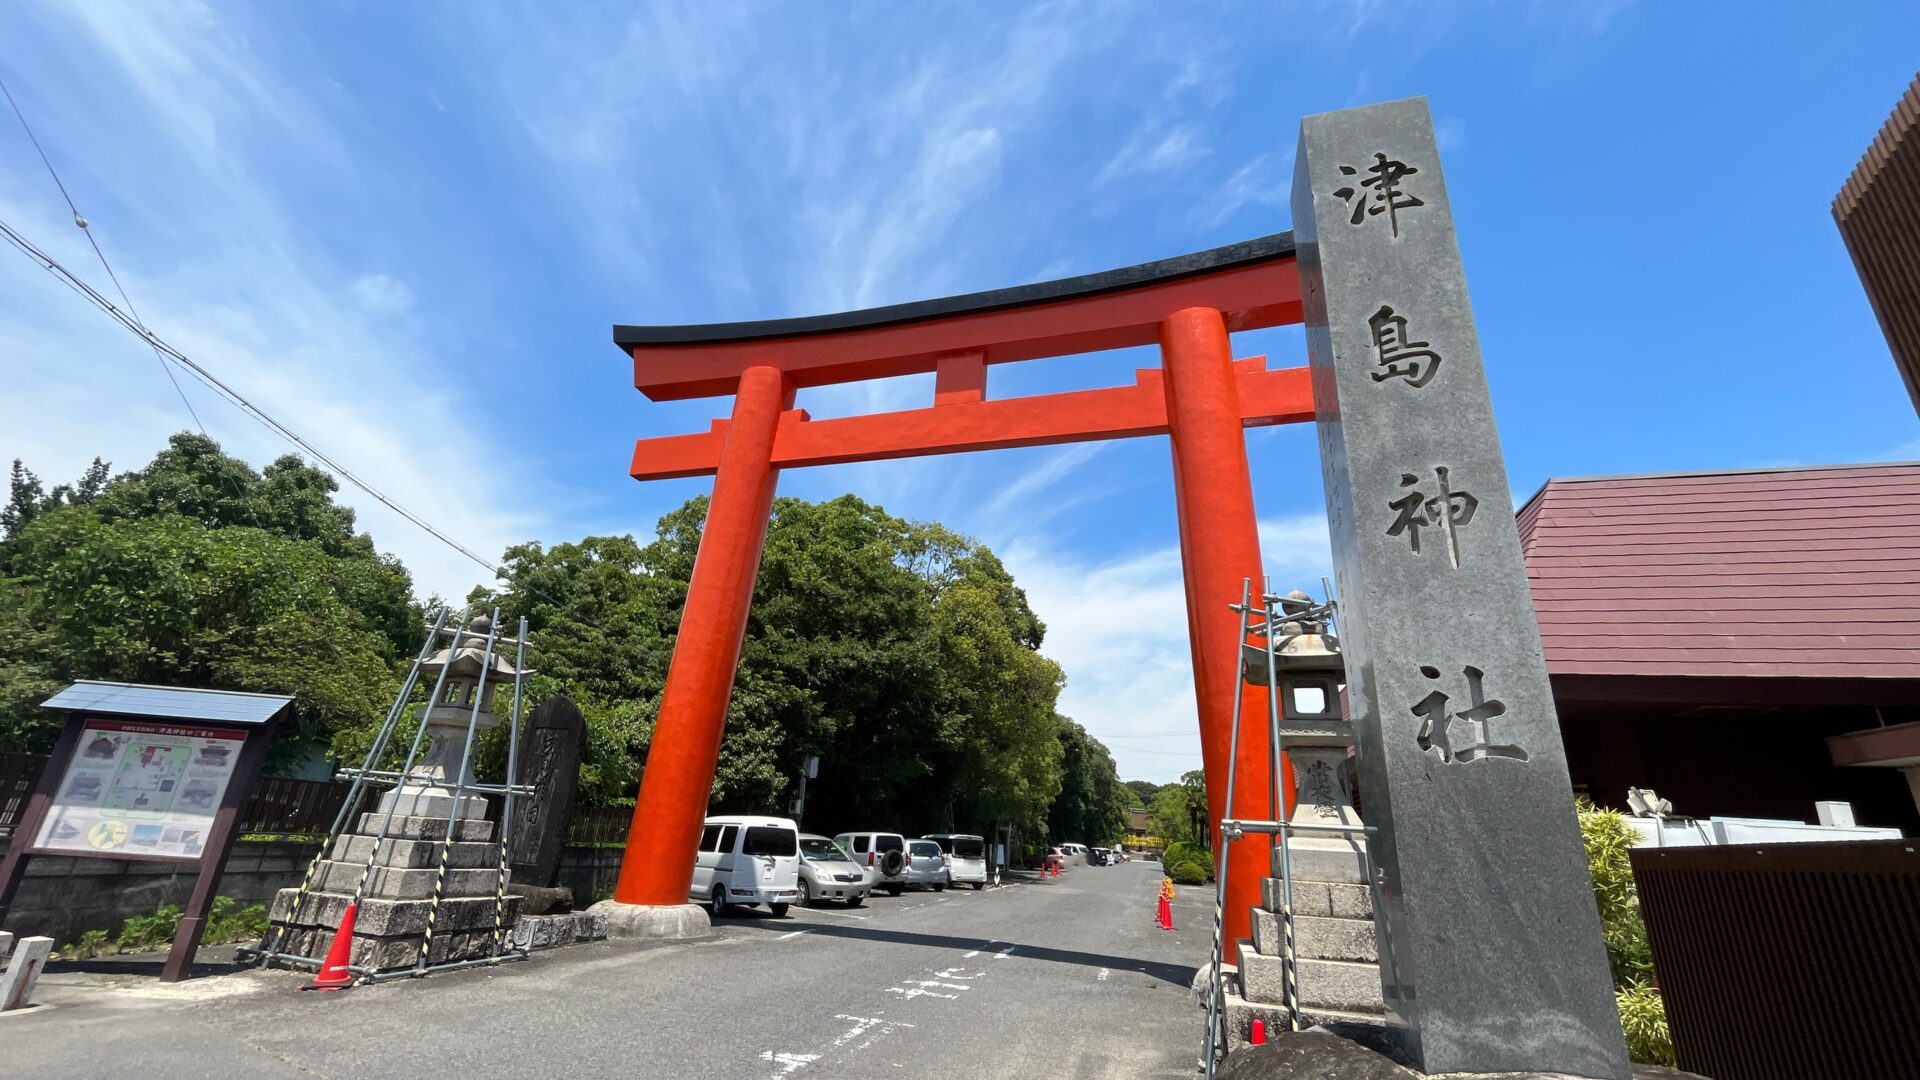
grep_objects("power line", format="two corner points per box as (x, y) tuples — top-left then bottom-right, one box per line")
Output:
(0, 214), (623, 641)
(0, 215), (505, 579)
(0, 72), (206, 434)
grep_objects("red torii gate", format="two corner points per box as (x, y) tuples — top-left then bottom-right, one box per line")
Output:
(611, 233), (1310, 946)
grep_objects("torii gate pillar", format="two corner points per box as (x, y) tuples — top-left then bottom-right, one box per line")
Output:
(612, 365), (789, 910)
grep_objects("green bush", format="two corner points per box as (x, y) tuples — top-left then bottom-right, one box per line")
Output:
(1166, 860), (1207, 887)
(1164, 842), (1213, 879)
(1579, 805), (1654, 985)
(61, 896), (268, 959)
(204, 896), (269, 945)
(1578, 804), (1672, 1065)
(1617, 984), (1675, 1066)
(117, 904), (184, 952)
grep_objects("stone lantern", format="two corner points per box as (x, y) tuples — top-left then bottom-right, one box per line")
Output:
(1232, 589), (1381, 1030)
(379, 614), (532, 821)
(1243, 590), (1357, 830)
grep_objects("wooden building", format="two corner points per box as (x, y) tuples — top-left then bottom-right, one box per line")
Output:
(1520, 462), (1920, 833)
(1834, 70), (1920, 417)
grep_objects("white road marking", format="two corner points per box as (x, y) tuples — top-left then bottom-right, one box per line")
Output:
(1097, 968), (1110, 981)
(961, 950), (981, 959)
(776, 929), (814, 940)
(802, 907), (871, 920)
(993, 945), (1016, 960)
(935, 968), (985, 980)
(759, 1050), (820, 1078)
(906, 979), (970, 991)
(884, 986), (958, 1000)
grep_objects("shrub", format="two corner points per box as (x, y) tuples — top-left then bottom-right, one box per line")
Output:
(1578, 804), (1672, 1066)
(1167, 860), (1207, 887)
(1579, 805), (1654, 985)
(60, 929), (110, 960)
(1617, 984), (1675, 1066)
(204, 896), (269, 945)
(1164, 842), (1213, 879)
(117, 904), (184, 952)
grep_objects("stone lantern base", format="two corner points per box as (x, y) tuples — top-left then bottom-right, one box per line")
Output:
(263, 810), (520, 974)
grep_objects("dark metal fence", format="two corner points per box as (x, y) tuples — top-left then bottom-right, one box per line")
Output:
(1631, 840), (1920, 1080)
(239, 775), (355, 837)
(0, 752), (48, 839)
(566, 803), (633, 847)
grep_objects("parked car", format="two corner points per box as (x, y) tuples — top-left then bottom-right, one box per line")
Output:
(796, 834), (868, 908)
(903, 839), (948, 890)
(690, 815), (801, 917)
(833, 830), (909, 896)
(922, 833), (989, 889)
(1089, 847), (1113, 866)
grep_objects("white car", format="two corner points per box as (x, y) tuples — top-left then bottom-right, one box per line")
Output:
(690, 815), (801, 917)
(902, 839), (948, 890)
(922, 833), (989, 889)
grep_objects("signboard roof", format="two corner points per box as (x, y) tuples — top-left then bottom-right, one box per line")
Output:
(39, 681), (293, 726)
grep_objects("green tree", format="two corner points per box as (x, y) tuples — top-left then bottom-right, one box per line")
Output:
(1047, 717), (1130, 845)
(1123, 779), (1161, 805)
(477, 493), (1070, 834)
(1149, 770), (1209, 846)
(0, 435), (418, 764)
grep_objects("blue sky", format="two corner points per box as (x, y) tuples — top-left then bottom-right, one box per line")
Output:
(4, 2), (1916, 782)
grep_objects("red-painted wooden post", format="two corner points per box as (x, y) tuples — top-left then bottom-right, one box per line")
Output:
(1161, 305), (1294, 950)
(614, 365), (791, 906)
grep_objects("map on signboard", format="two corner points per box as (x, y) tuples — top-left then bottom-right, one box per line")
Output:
(35, 720), (246, 859)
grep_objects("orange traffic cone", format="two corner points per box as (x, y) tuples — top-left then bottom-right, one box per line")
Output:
(1159, 892), (1174, 931)
(1251, 1017), (1268, 1045)
(302, 901), (359, 991)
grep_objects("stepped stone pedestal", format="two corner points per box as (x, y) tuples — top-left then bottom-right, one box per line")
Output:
(263, 810), (521, 974)
(1229, 712), (1387, 1033)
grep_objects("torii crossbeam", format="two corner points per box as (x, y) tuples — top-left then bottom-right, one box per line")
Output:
(610, 233), (1311, 948)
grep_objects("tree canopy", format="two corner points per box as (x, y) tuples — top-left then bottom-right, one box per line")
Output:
(476, 493), (1099, 837)
(0, 435), (416, 763)
(3, 434), (1132, 842)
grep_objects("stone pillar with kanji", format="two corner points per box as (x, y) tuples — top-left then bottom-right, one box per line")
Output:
(1291, 96), (1628, 1077)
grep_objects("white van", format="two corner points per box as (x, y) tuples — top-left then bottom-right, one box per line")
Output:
(690, 815), (801, 917)
(922, 833), (989, 889)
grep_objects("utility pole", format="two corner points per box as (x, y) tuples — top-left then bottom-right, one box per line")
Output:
(789, 755), (819, 825)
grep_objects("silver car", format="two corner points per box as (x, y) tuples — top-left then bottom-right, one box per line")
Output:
(797, 834), (868, 908)
(834, 831), (909, 896)
(902, 839), (948, 891)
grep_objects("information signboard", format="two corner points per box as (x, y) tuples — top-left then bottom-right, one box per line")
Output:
(34, 721), (247, 860)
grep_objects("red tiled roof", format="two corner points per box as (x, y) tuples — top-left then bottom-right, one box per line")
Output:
(1517, 462), (1920, 680)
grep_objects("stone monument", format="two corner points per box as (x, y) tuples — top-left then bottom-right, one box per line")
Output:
(1292, 97), (1628, 1076)
(507, 694), (586, 914)
(264, 615), (532, 974)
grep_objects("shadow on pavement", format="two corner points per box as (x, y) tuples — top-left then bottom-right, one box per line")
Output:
(44, 944), (251, 979)
(724, 917), (1198, 988)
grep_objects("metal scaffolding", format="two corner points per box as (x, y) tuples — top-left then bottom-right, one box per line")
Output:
(1198, 578), (1370, 1076)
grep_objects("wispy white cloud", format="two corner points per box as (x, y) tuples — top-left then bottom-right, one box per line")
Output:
(1097, 122), (1208, 186)
(1200, 152), (1296, 229)
(0, 2), (537, 599)
(1004, 511), (1332, 779)
(351, 273), (412, 314)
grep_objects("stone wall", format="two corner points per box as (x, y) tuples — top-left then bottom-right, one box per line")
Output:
(0, 839), (629, 945)
(554, 846), (624, 908)
(0, 838), (321, 945)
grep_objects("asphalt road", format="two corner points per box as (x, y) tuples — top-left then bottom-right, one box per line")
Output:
(3, 859), (1218, 1079)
